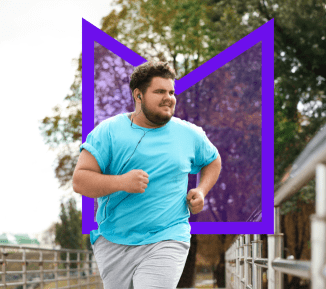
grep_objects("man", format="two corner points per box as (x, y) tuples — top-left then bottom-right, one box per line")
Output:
(73, 61), (222, 289)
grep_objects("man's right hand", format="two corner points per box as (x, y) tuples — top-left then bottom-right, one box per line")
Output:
(122, 169), (149, 193)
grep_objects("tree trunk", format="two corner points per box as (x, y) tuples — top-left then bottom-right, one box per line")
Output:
(214, 256), (225, 287)
(282, 211), (289, 288)
(214, 235), (226, 287)
(177, 234), (197, 288)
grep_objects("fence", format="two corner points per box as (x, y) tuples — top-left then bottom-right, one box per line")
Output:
(0, 244), (103, 289)
(225, 125), (326, 289)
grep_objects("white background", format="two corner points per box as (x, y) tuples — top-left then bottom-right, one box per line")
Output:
(0, 0), (115, 238)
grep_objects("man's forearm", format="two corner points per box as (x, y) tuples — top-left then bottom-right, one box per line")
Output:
(73, 170), (125, 198)
(197, 156), (222, 196)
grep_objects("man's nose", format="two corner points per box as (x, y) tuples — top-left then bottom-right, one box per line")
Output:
(164, 93), (174, 101)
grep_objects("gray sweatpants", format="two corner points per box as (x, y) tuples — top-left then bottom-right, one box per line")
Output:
(92, 236), (190, 289)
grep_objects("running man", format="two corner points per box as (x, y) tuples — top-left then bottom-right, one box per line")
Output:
(73, 61), (222, 289)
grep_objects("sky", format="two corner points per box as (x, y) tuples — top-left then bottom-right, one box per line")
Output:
(0, 0), (116, 239)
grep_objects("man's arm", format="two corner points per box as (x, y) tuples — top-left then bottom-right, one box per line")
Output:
(73, 150), (149, 198)
(186, 155), (222, 214)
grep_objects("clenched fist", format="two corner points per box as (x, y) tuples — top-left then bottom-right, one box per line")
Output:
(122, 169), (149, 193)
(186, 188), (205, 214)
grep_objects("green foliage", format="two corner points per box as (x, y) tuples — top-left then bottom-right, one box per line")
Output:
(84, 234), (92, 251)
(55, 198), (84, 268)
(274, 91), (302, 183)
(39, 0), (326, 213)
(280, 180), (315, 215)
(236, 0), (325, 210)
(101, 0), (216, 77)
(207, 0), (326, 188)
(38, 2), (326, 288)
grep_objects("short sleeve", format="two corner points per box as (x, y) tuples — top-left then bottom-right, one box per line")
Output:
(190, 127), (219, 175)
(80, 121), (111, 173)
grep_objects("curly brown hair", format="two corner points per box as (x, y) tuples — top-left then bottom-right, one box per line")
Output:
(129, 61), (176, 104)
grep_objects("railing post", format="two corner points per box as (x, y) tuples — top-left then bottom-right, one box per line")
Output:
(225, 244), (230, 288)
(234, 242), (237, 289)
(225, 245), (233, 289)
(252, 235), (262, 289)
(230, 242), (235, 289)
(244, 235), (251, 288)
(77, 252), (81, 289)
(22, 248), (27, 289)
(66, 251), (70, 288)
(240, 235), (244, 288)
(311, 163), (326, 289)
(268, 207), (284, 289)
(236, 238), (240, 288)
(233, 243), (235, 289)
(54, 251), (58, 289)
(39, 251), (44, 289)
(1, 247), (7, 288)
(234, 240), (237, 288)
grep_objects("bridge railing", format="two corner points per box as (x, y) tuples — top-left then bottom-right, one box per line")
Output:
(225, 125), (326, 289)
(0, 244), (103, 289)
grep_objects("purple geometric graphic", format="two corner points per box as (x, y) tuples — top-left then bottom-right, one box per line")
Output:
(82, 18), (274, 234)
(93, 42), (262, 223)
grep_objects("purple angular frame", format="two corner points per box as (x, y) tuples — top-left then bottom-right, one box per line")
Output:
(82, 18), (274, 234)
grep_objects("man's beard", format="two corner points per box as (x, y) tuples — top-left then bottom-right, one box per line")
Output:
(141, 100), (175, 126)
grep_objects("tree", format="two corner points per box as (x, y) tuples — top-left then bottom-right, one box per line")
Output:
(40, 0), (326, 287)
(205, 0), (326, 188)
(205, 1), (325, 287)
(41, 0), (263, 286)
(55, 198), (84, 269)
(101, 0), (216, 78)
(177, 235), (197, 287)
(196, 234), (236, 288)
(40, 0), (326, 210)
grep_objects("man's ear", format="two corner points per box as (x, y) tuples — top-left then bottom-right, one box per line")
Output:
(133, 88), (141, 102)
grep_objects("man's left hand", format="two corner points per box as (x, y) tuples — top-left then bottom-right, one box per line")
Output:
(186, 188), (205, 214)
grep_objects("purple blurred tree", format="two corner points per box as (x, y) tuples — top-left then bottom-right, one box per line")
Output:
(92, 41), (261, 223)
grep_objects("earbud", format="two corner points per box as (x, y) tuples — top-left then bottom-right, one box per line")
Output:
(138, 94), (141, 100)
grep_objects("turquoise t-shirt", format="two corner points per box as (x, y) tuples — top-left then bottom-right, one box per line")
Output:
(80, 113), (219, 245)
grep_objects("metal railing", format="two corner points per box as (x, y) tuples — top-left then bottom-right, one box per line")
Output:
(0, 244), (103, 289)
(225, 125), (326, 289)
